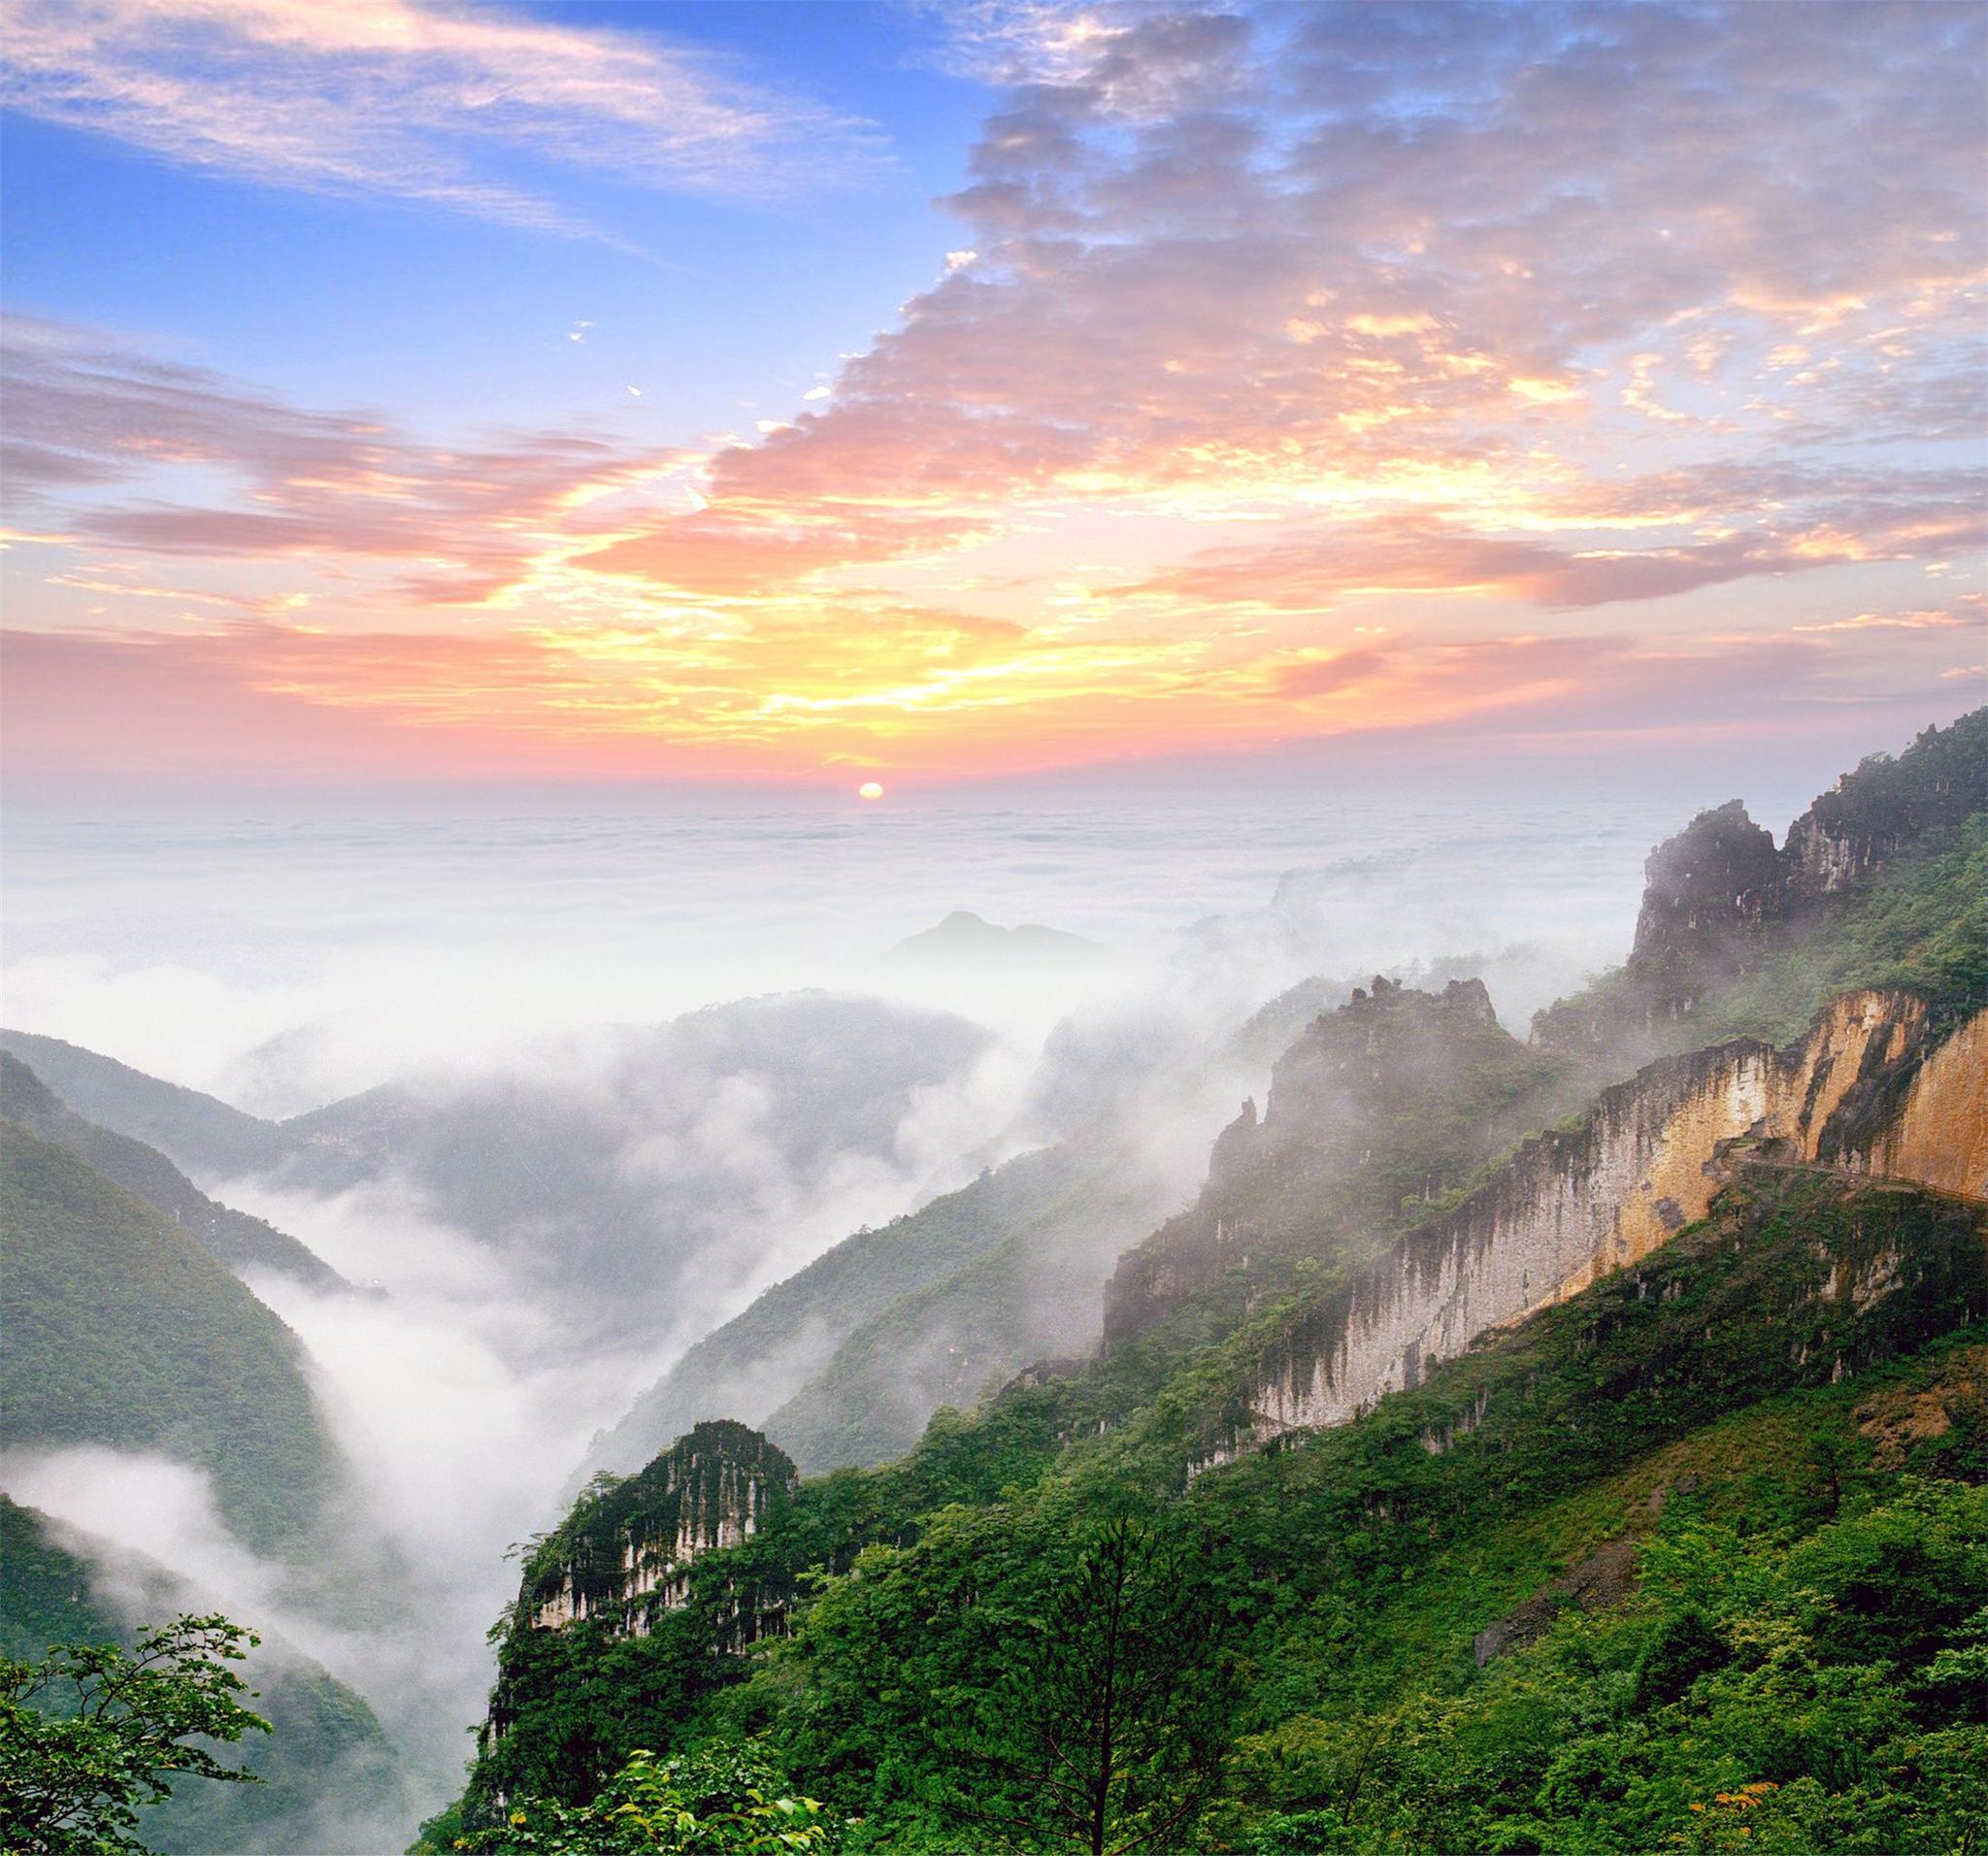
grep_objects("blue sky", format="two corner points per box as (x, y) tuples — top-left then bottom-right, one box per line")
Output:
(2, 3), (984, 436)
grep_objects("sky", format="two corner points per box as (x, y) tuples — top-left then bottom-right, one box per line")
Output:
(3, 0), (1984, 793)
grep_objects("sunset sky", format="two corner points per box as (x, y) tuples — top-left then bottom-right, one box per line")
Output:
(3, 0), (1983, 790)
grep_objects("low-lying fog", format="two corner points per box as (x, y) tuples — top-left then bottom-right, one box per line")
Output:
(1, 785), (1730, 1841)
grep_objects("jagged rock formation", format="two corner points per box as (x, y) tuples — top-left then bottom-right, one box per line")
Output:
(1104, 978), (1576, 1347)
(1218, 988), (1986, 1456)
(515, 1422), (797, 1645)
(1628, 798), (1782, 971)
(1536, 710), (1987, 1055)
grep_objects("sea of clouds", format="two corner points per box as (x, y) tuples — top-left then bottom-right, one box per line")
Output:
(1, 780), (1788, 1845)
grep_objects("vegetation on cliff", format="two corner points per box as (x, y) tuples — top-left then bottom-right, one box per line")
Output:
(438, 1171), (1988, 1851)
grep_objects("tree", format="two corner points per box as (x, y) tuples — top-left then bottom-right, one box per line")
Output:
(440, 1740), (838, 1854)
(0, 1612), (271, 1855)
(941, 1517), (1237, 1856)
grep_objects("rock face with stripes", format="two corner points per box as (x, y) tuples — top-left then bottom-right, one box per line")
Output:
(519, 1420), (797, 1642)
(1214, 989), (1985, 1460)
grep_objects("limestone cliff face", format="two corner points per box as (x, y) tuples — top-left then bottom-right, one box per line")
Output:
(519, 1420), (797, 1643)
(481, 1422), (798, 1766)
(1224, 989), (1986, 1454)
(1864, 1010), (1988, 1196)
(1104, 978), (1572, 1348)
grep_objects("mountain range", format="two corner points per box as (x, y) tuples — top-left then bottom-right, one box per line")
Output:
(4, 710), (1981, 1853)
(424, 709), (1988, 1854)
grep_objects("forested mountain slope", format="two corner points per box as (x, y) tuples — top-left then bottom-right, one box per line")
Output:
(0, 1121), (344, 1556)
(432, 1170), (1988, 1852)
(761, 1150), (1178, 1474)
(0, 1030), (292, 1181)
(582, 1143), (1101, 1479)
(0, 1052), (345, 1290)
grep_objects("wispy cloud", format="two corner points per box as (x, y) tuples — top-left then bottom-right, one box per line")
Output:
(570, 1), (1984, 603)
(1, 314), (693, 603)
(1792, 599), (1980, 635)
(1, 0), (886, 232)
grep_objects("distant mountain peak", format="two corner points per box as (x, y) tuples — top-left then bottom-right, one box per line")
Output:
(884, 911), (1111, 971)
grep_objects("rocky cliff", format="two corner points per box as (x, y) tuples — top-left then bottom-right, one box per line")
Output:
(514, 1421), (796, 1645)
(1536, 709), (1986, 1056)
(1104, 978), (1575, 1347)
(1218, 988), (1986, 1457)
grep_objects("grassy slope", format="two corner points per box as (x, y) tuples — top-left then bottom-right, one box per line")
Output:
(0, 1495), (407, 1856)
(0, 1053), (345, 1290)
(0, 1120), (342, 1555)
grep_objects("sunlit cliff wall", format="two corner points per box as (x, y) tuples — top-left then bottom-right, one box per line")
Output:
(1233, 990), (1985, 1449)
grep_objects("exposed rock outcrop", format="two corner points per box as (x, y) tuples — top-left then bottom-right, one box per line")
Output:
(1474, 1539), (1640, 1667)
(1785, 713), (1987, 900)
(1220, 989), (1986, 1454)
(518, 1421), (797, 1643)
(1537, 709), (1986, 1055)
(1629, 799), (1782, 971)
(1104, 978), (1574, 1347)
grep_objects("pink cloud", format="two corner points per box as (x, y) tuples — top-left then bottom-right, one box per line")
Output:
(2, 315), (684, 605)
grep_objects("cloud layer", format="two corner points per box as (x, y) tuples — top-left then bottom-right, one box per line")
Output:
(5, 1), (1983, 779)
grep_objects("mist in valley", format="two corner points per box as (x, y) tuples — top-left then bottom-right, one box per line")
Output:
(1, 785), (1716, 1840)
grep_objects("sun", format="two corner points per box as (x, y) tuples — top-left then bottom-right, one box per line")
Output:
(857, 780), (885, 801)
